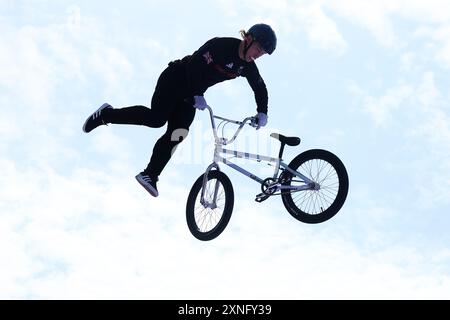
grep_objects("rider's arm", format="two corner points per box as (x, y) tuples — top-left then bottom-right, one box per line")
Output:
(243, 63), (268, 115)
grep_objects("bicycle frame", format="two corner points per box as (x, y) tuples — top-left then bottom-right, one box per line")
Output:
(199, 107), (316, 207)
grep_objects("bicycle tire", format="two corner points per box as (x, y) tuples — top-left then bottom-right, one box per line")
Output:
(186, 170), (234, 241)
(281, 149), (349, 224)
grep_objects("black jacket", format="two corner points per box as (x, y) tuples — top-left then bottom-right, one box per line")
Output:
(179, 37), (269, 114)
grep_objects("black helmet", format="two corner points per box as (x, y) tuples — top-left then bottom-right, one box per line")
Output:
(247, 24), (277, 54)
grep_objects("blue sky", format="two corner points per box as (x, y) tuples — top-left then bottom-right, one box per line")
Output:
(1, 0), (450, 299)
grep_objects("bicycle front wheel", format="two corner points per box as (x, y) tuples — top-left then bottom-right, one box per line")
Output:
(186, 170), (234, 241)
(281, 149), (349, 224)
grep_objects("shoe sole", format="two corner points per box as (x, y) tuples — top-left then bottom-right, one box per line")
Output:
(135, 175), (159, 197)
(82, 103), (111, 133)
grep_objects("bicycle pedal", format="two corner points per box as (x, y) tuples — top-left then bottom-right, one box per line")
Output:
(255, 193), (269, 203)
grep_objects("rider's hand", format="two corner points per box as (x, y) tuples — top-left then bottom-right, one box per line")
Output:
(255, 112), (268, 130)
(193, 95), (209, 110)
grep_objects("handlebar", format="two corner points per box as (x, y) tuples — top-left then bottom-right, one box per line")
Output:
(204, 106), (258, 145)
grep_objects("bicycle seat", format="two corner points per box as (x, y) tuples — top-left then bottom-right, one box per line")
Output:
(270, 133), (301, 146)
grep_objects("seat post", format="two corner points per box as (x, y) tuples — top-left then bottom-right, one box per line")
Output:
(278, 142), (286, 159)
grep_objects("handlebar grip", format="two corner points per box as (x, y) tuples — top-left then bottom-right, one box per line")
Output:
(249, 116), (258, 128)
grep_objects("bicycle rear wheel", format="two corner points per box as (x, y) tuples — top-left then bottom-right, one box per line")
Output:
(186, 170), (234, 241)
(281, 149), (349, 224)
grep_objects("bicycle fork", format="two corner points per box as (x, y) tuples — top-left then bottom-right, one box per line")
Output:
(200, 163), (221, 209)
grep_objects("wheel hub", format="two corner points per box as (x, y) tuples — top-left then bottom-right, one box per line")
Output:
(310, 182), (321, 191)
(200, 199), (217, 209)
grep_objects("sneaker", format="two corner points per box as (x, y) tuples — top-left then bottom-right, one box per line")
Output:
(135, 172), (159, 197)
(82, 103), (112, 133)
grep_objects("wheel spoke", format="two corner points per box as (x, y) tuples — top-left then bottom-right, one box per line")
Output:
(286, 157), (340, 215)
(193, 178), (227, 233)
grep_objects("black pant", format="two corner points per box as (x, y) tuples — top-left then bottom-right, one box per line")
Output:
(102, 63), (195, 180)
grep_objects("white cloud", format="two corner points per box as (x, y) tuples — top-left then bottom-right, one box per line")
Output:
(324, 0), (398, 48)
(409, 72), (450, 159)
(297, 4), (348, 55)
(349, 83), (414, 127)
(349, 72), (450, 210)
(418, 26), (450, 69)
(400, 52), (417, 71)
(0, 26), (55, 112)
(393, 0), (450, 23)
(324, 0), (450, 68)
(217, 0), (348, 56)
(221, 0), (450, 59)
(410, 73), (450, 208)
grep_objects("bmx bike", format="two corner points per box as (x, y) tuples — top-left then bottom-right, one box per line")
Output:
(186, 106), (349, 241)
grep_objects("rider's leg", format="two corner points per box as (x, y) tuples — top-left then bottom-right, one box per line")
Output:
(144, 100), (196, 180)
(101, 63), (186, 128)
(101, 104), (167, 128)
